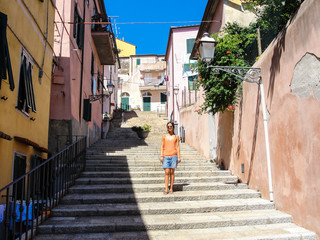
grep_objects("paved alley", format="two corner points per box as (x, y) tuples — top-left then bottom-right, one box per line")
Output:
(35, 112), (317, 239)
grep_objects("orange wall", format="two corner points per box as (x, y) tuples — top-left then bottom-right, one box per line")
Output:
(222, 0), (320, 235)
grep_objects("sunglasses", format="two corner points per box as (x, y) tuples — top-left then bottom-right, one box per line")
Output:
(167, 126), (173, 128)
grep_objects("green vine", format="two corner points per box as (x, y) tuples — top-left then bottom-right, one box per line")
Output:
(194, 23), (255, 114)
(194, 0), (304, 115)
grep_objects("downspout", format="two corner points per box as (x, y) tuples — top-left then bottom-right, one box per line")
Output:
(79, 0), (86, 122)
(39, 0), (49, 80)
(101, 68), (104, 139)
(171, 37), (175, 122)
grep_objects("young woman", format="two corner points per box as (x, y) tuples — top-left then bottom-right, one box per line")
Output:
(160, 122), (181, 194)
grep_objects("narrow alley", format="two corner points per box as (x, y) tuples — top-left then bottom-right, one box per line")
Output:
(34, 112), (317, 240)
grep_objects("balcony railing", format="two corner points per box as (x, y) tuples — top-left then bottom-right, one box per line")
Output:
(140, 78), (166, 86)
(0, 137), (86, 240)
(139, 78), (166, 91)
(91, 14), (117, 65)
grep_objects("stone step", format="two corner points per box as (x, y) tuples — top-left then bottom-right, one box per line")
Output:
(85, 161), (216, 167)
(68, 182), (248, 194)
(50, 198), (274, 217)
(37, 209), (292, 234)
(75, 175), (237, 185)
(35, 223), (318, 240)
(80, 170), (231, 178)
(86, 155), (206, 160)
(84, 165), (218, 172)
(60, 189), (261, 204)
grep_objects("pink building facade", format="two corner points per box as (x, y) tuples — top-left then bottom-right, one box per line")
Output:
(49, 0), (118, 152)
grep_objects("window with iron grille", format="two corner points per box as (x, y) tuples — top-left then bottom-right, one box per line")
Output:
(17, 49), (36, 115)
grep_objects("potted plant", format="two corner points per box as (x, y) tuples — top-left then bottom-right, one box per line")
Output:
(132, 124), (151, 139)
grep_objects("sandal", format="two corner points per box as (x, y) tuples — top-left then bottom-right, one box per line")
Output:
(163, 191), (169, 195)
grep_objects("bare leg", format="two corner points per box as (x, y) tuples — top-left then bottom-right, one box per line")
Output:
(170, 169), (175, 193)
(164, 168), (170, 193)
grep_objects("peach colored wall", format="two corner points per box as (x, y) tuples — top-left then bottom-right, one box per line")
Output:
(223, 0), (320, 235)
(180, 88), (210, 159)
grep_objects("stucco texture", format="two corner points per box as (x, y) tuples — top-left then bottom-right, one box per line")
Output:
(223, 0), (320, 235)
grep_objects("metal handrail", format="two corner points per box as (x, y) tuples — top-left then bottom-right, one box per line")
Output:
(0, 136), (87, 240)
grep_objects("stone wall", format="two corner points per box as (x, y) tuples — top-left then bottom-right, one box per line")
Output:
(220, 0), (320, 235)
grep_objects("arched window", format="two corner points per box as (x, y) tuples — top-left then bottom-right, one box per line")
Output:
(142, 92), (152, 97)
(121, 92), (130, 97)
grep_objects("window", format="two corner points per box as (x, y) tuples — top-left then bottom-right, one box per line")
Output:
(13, 153), (26, 200)
(188, 76), (197, 91)
(0, 12), (14, 91)
(136, 58), (141, 65)
(73, 4), (84, 49)
(142, 92), (152, 97)
(144, 73), (152, 84)
(186, 38), (196, 54)
(91, 52), (96, 94)
(17, 50), (36, 115)
(83, 99), (91, 121)
(161, 92), (167, 104)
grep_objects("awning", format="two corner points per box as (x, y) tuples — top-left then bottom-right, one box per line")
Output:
(14, 136), (50, 153)
(0, 131), (12, 140)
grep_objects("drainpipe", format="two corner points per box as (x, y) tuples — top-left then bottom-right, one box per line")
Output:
(259, 83), (274, 202)
(101, 68), (104, 139)
(79, 0), (86, 122)
(39, 0), (49, 80)
(171, 40), (175, 122)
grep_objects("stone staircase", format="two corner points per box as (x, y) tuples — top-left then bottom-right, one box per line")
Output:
(35, 112), (318, 239)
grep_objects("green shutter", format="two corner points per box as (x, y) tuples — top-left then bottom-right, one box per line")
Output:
(161, 93), (167, 104)
(186, 38), (195, 54)
(136, 58), (140, 65)
(83, 99), (92, 121)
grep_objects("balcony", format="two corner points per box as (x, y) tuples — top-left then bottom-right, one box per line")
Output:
(140, 62), (166, 72)
(91, 14), (116, 65)
(140, 77), (166, 91)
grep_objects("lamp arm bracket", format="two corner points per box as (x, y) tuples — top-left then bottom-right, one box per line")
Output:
(89, 94), (109, 102)
(208, 66), (261, 84)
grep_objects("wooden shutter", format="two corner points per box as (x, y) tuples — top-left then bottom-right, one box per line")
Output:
(83, 99), (92, 121)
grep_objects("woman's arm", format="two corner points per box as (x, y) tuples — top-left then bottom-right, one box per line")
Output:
(176, 135), (181, 163)
(160, 135), (165, 163)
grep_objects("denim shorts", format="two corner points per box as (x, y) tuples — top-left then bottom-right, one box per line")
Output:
(162, 155), (178, 169)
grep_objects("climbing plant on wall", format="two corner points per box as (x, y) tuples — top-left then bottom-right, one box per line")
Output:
(194, 0), (305, 115)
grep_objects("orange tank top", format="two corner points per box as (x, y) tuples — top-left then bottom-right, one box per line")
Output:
(163, 134), (178, 157)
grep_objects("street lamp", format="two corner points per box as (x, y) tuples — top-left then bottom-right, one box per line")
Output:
(107, 82), (115, 96)
(198, 33), (274, 202)
(173, 86), (179, 96)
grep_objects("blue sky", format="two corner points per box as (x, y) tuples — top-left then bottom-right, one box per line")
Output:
(104, 0), (208, 55)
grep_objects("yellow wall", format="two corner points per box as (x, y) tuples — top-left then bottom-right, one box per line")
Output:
(0, 0), (55, 189)
(116, 39), (136, 57)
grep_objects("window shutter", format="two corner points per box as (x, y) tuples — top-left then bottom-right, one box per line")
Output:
(83, 99), (92, 121)
(73, 4), (78, 38)
(161, 93), (167, 104)
(186, 38), (195, 54)
(78, 17), (84, 49)
(136, 59), (140, 65)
